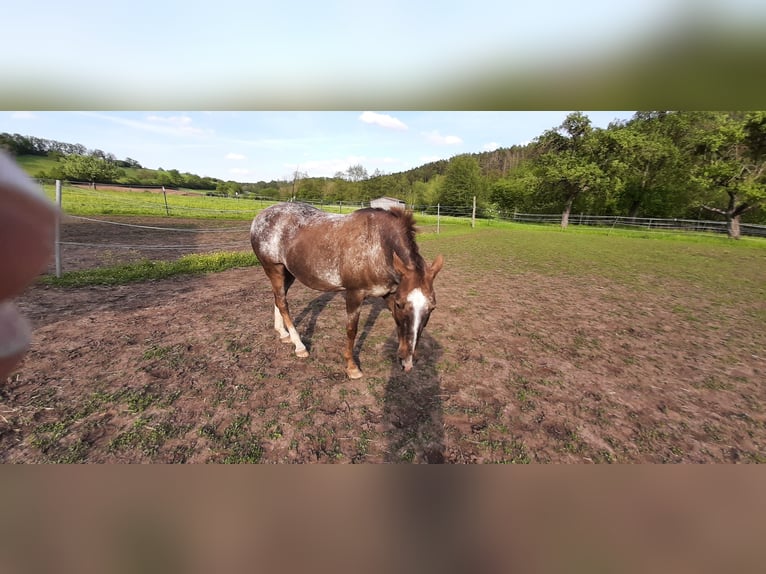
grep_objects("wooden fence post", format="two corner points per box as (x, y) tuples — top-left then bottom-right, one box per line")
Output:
(162, 186), (170, 216)
(55, 180), (62, 277)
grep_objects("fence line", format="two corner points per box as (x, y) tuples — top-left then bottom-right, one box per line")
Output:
(501, 212), (766, 238)
(66, 214), (250, 233)
(59, 241), (246, 251)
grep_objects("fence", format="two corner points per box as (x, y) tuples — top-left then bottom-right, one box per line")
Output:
(501, 212), (766, 238)
(46, 181), (765, 276)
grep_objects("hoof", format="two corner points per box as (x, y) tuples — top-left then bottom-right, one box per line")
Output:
(346, 366), (363, 379)
(296, 349), (309, 358)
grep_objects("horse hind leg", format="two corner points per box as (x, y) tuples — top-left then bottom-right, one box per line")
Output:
(274, 305), (290, 343)
(265, 264), (308, 358)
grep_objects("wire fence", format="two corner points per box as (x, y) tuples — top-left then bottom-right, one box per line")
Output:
(46, 180), (765, 275)
(500, 212), (766, 238)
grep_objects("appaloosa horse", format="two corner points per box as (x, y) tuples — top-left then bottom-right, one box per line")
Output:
(250, 202), (444, 379)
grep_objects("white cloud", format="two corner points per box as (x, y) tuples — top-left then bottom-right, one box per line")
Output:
(226, 152), (246, 160)
(423, 130), (463, 145)
(483, 142), (501, 151)
(359, 111), (408, 131)
(10, 111), (37, 120)
(145, 114), (208, 136)
(77, 112), (212, 138)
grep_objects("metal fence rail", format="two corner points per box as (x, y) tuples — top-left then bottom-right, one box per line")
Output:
(499, 212), (766, 238)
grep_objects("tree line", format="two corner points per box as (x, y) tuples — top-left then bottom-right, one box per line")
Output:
(4, 111), (764, 238)
(289, 112), (765, 238)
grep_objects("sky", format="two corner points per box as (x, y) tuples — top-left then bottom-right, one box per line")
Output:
(1, 111), (636, 182)
(1, 1), (763, 108)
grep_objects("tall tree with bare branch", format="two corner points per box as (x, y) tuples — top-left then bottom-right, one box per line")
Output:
(694, 112), (766, 239)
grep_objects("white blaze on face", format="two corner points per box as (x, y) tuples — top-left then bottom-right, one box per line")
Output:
(406, 288), (429, 355)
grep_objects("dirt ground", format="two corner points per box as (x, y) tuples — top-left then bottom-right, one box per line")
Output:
(2, 216), (764, 463)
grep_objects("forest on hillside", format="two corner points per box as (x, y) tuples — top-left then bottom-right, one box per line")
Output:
(3, 111), (765, 236)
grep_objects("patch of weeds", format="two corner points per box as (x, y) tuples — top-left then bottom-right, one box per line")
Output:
(141, 343), (185, 368)
(109, 416), (189, 458)
(30, 421), (70, 453)
(352, 430), (372, 462)
(49, 439), (90, 464)
(26, 386), (60, 409)
(226, 339), (252, 356)
(398, 448), (415, 463)
(509, 375), (541, 412)
(666, 445), (685, 460)
(212, 379), (254, 408)
(695, 376), (734, 391)
(264, 419), (284, 440)
(743, 451), (766, 463)
(545, 423), (587, 455)
(589, 405), (612, 427)
(671, 305), (701, 323)
(516, 389), (538, 413)
(200, 414), (264, 464)
(74, 388), (121, 419)
(593, 449), (617, 463)
(562, 429), (587, 455)
(703, 423), (723, 442)
(437, 359), (460, 374)
(572, 329), (601, 352)
(634, 424), (668, 453)
(495, 438), (531, 464)
(298, 383), (316, 409)
(123, 385), (162, 414)
(305, 428), (344, 462)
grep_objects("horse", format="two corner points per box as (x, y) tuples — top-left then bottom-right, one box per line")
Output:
(250, 202), (444, 379)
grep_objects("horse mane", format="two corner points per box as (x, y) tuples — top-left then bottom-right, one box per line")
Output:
(382, 207), (424, 273)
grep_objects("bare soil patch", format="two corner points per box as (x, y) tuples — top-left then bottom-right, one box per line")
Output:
(2, 218), (764, 463)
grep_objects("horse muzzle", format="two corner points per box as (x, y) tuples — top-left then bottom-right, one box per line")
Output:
(400, 355), (414, 373)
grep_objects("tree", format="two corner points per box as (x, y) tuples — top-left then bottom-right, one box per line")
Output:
(345, 164), (368, 182)
(604, 112), (685, 218)
(61, 154), (122, 188)
(437, 154), (483, 215)
(693, 112), (766, 239)
(533, 112), (606, 228)
(215, 180), (241, 197)
(490, 162), (540, 215)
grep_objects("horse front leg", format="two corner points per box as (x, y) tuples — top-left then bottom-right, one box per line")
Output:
(343, 291), (365, 379)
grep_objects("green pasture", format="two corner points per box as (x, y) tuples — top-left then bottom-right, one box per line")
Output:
(16, 154), (58, 175)
(422, 225), (764, 310)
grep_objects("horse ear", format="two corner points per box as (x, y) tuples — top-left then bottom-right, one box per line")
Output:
(392, 252), (410, 276)
(429, 254), (444, 279)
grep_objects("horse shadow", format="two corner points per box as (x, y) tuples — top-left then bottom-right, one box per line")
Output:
(292, 292), (338, 352)
(381, 327), (446, 464)
(294, 293), (446, 463)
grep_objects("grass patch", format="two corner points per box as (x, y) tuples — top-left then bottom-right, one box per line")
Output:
(109, 416), (189, 458)
(199, 414), (264, 463)
(39, 251), (258, 287)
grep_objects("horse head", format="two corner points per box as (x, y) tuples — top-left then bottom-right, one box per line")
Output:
(389, 252), (444, 372)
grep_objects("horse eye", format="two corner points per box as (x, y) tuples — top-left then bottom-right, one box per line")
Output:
(395, 301), (404, 310)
